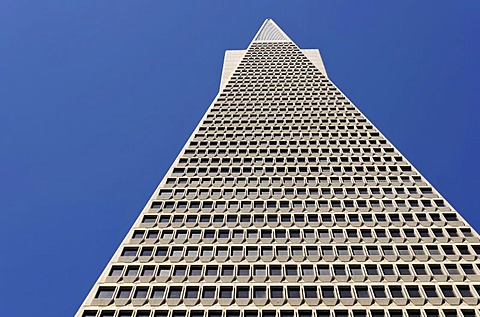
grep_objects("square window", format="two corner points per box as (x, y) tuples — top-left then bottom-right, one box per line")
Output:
(304, 286), (318, 298)
(254, 287), (266, 298)
(270, 287), (284, 298)
(168, 287), (182, 298)
(287, 286), (300, 298)
(151, 287), (165, 298)
(219, 287), (233, 298)
(117, 287), (132, 299)
(185, 287), (199, 298)
(96, 287), (115, 299)
(236, 286), (249, 298)
(202, 287), (216, 298)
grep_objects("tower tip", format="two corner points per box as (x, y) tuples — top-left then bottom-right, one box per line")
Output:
(253, 19), (291, 42)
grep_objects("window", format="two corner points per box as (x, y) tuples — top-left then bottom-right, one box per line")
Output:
(413, 265), (427, 275)
(236, 286), (249, 298)
(350, 265), (363, 276)
(151, 287), (165, 298)
(423, 286), (438, 298)
(440, 286), (456, 297)
(338, 286), (352, 298)
(372, 286), (387, 298)
(445, 264), (460, 276)
(134, 288), (148, 298)
(406, 286), (421, 298)
(382, 265), (395, 276)
(457, 286), (473, 297)
(109, 266), (123, 276)
(302, 265), (314, 276)
(355, 286), (370, 298)
(321, 286), (335, 298)
(168, 287), (182, 298)
(156, 247), (168, 257)
(173, 266), (186, 276)
(126, 266), (139, 276)
(270, 265), (282, 276)
(185, 287), (199, 298)
(254, 266), (266, 276)
(397, 265), (411, 276)
(121, 248), (137, 257)
(285, 265), (297, 276)
(219, 287), (233, 298)
(158, 266), (170, 276)
(287, 286), (301, 298)
(304, 286), (318, 298)
(270, 287), (284, 298)
(389, 286), (404, 298)
(221, 265), (234, 276)
(254, 286), (267, 298)
(96, 287), (115, 299)
(117, 287), (132, 299)
(189, 266), (202, 276)
(334, 265), (347, 276)
(132, 231), (144, 239)
(205, 266), (218, 276)
(238, 266), (250, 276)
(202, 287), (216, 298)
(352, 311), (366, 317)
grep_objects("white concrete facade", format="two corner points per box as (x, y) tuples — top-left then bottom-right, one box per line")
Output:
(76, 19), (480, 317)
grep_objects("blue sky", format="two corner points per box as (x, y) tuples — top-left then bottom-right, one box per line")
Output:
(1, 1), (479, 316)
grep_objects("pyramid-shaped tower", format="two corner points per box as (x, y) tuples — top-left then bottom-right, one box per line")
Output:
(76, 19), (480, 317)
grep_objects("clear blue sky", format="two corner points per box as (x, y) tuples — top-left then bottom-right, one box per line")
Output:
(1, 1), (479, 316)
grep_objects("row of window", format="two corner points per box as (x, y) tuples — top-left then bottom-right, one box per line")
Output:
(185, 148), (394, 157)
(150, 199), (440, 212)
(188, 141), (393, 153)
(218, 86), (342, 94)
(215, 94), (338, 102)
(119, 243), (480, 263)
(228, 73), (324, 82)
(203, 119), (371, 130)
(82, 308), (480, 317)
(218, 91), (341, 99)
(158, 187), (436, 200)
(210, 102), (354, 111)
(219, 91), (332, 103)
(177, 156), (403, 167)
(213, 97), (342, 104)
(148, 199), (449, 213)
(212, 98), (348, 106)
(196, 133), (380, 143)
(142, 211), (460, 227)
(191, 134), (384, 143)
(210, 102), (351, 110)
(164, 175), (427, 188)
(229, 70), (323, 77)
(93, 283), (480, 306)
(106, 262), (480, 282)
(133, 227), (476, 244)
(181, 147), (399, 158)
(214, 96), (342, 104)
(206, 112), (361, 121)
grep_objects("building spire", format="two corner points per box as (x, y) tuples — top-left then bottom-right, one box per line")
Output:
(253, 19), (292, 42)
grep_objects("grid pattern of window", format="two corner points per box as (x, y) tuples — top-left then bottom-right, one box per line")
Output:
(76, 19), (480, 317)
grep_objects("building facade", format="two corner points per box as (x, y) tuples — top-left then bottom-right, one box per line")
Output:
(76, 19), (480, 317)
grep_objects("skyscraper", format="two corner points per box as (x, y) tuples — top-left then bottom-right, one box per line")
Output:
(76, 19), (480, 317)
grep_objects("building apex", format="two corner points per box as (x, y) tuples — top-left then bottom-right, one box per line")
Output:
(253, 19), (292, 42)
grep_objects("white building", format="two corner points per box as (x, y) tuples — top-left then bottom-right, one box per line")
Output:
(76, 19), (480, 317)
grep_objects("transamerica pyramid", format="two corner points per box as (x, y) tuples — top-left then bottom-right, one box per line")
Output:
(76, 19), (480, 317)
